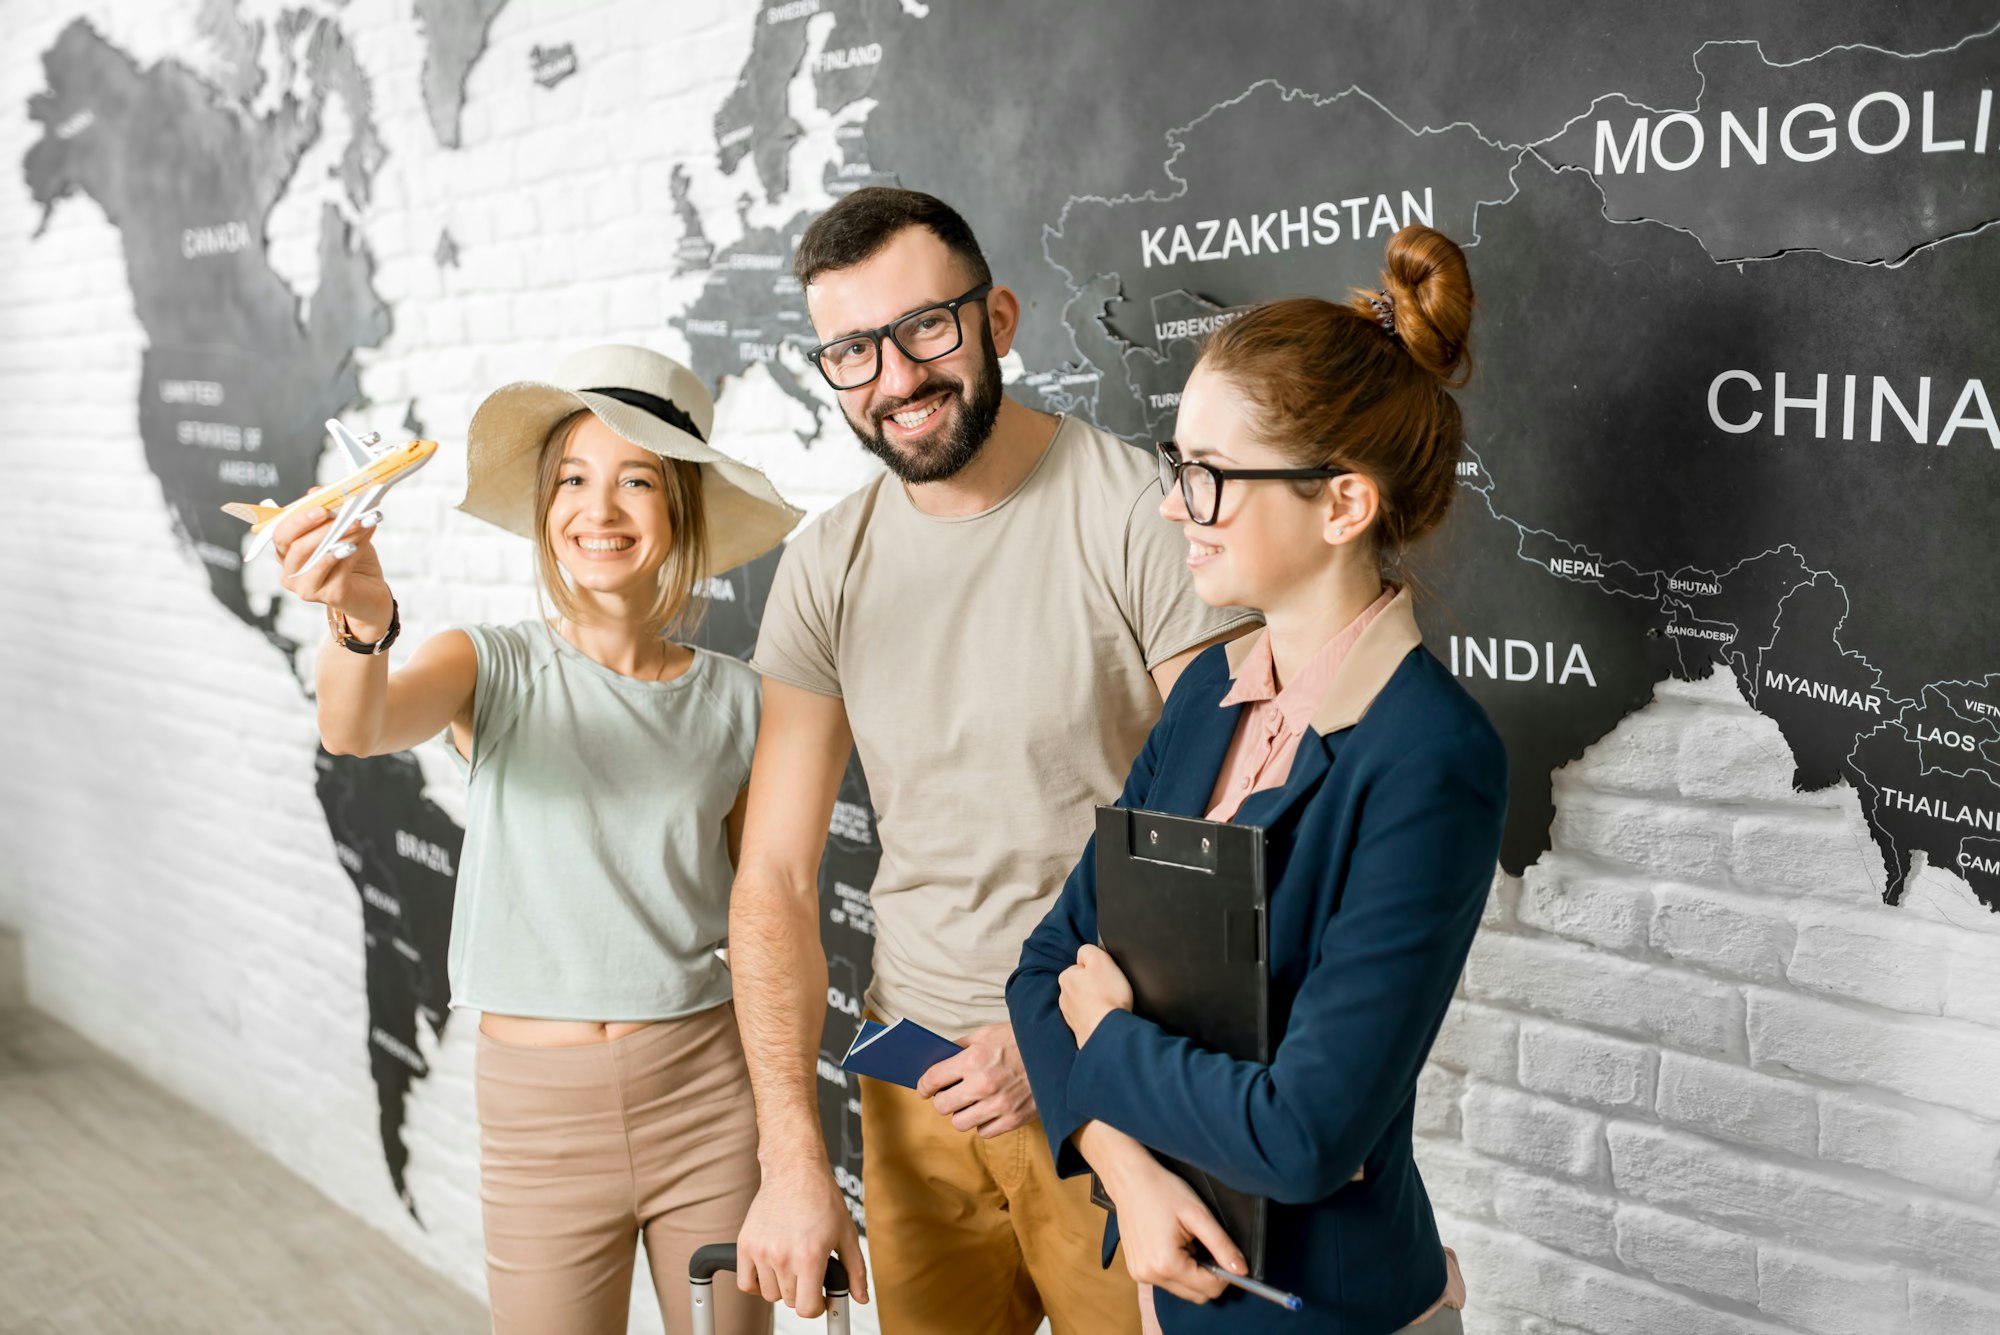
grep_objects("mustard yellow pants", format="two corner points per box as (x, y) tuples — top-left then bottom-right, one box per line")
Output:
(860, 1074), (1141, 1335)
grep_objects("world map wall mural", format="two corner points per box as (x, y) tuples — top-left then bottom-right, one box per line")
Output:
(24, 0), (1999, 1227)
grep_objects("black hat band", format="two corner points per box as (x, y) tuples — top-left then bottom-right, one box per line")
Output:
(582, 386), (706, 442)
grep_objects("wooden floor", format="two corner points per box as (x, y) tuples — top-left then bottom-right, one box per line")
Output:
(0, 1002), (487, 1334)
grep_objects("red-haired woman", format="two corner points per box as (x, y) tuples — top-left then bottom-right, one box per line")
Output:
(1009, 227), (1502, 1334)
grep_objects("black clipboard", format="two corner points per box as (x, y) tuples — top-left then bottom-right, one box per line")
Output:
(1090, 804), (1270, 1279)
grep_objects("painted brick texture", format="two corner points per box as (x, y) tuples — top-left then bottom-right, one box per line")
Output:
(1421, 674), (2000, 1333)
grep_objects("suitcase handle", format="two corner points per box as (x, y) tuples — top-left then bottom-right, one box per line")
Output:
(688, 1243), (850, 1334)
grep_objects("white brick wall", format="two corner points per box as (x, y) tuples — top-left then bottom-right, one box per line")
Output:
(1421, 672), (2000, 1333)
(3, 4), (1997, 1335)
(0, 2), (874, 1331)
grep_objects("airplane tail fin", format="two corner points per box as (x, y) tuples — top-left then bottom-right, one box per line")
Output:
(221, 500), (286, 531)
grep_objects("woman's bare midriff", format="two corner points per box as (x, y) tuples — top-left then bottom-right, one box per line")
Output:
(480, 1014), (656, 1047)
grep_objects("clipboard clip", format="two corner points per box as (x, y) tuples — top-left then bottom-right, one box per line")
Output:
(1129, 813), (1218, 873)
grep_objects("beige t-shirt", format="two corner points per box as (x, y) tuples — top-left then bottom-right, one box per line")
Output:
(752, 414), (1257, 1036)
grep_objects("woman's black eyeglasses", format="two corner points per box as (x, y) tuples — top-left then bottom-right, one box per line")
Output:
(806, 282), (995, 390)
(1156, 441), (1349, 526)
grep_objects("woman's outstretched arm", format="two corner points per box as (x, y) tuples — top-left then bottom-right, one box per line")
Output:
(272, 502), (476, 757)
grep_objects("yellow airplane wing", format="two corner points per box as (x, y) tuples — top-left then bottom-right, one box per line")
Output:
(221, 501), (287, 530)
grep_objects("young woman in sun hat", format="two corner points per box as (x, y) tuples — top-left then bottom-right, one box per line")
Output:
(270, 344), (802, 1334)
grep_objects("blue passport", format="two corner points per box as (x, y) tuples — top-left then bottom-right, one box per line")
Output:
(838, 1018), (962, 1088)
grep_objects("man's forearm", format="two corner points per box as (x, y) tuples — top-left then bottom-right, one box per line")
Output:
(730, 865), (834, 1169)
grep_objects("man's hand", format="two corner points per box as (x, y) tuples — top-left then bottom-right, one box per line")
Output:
(1104, 1154), (1246, 1306)
(735, 1161), (870, 1316)
(1059, 944), (1134, 1047)
(915, 1022), (1037, 1137)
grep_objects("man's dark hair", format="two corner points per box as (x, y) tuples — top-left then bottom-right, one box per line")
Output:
(793, 186), (993, 288)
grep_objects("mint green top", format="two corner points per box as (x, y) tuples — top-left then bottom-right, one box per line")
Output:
(445, 620), (758, 1021)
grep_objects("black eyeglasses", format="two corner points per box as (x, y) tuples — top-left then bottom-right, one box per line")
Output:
(1156, 441), (1349, 526)
(806, 282), (995, 390)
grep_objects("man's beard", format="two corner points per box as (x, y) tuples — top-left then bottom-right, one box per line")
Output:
(845, 324), (1004, 485)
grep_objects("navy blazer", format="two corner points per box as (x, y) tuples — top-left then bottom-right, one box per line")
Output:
(1007, 591), (1507, 1335)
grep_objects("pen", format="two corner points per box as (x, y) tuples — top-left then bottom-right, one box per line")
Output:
(1200, 1261), (1303, 1312)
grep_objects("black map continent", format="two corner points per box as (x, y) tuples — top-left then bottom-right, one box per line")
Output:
(414, 0), (513, 149)
(694, 549), (877, 1230)
(697, 0), (2000, 911)
(21, 13), (512, 1217)
(1539, 25), (2000, 264)
(316, 751), (459, 1222)
(25, 19), (381, 651)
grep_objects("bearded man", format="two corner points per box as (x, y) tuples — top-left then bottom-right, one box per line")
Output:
(728, 187), (1254, 1334)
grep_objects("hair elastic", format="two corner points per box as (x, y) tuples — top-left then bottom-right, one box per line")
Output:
(1368, 291), (1397, 337)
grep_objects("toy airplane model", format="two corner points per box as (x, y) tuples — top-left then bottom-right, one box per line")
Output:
(222, 419), (438, 573)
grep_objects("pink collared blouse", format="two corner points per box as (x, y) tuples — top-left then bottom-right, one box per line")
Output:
(1204, 588), (1397, 823)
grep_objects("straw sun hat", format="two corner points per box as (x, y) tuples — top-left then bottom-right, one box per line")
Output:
(459, 344), (802, 574)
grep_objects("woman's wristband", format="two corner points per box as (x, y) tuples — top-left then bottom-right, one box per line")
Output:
(328, 599), (400, 655)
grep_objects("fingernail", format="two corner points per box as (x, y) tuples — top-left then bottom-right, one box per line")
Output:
(331, 542), (358, 559)
(359, 510), (383, 529)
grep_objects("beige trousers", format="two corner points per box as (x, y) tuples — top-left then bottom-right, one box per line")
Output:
(475, 1002), (769, 1335)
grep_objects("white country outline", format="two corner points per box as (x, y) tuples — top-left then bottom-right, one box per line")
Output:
(1460, 435), (1978, 822)
(1040, 70), (1994, 443)
(1702, 549), (1819, 696)
(1746, 567), (2000, 913)
(1037, 78), (1526, 426)
(1458, 437), (1911, 739)
(1517, 19), (2000, 270)
(1456, 438), (1832, 645)
(1038, 76), (1522, 301)
(1454, 448), (1655, 605)
(1044, 76), (1514, 226)
(1761, 575), (2000, 907)
(1080, 286), (1240, 428)
(1499, 518), (1661, 602)
(1889, 690), (2000, 785)
(1914, 679), (2000, 739)
(1843, 715), (2000, 907)
(1921, 672), (2000, 770)
(1959, 834), (2000, 882)
(1031, 270), (1127, 424)
(1658, 596), (1743, 673)
(1843, 717), (1914, 900)
(1754, 567), (1897, 707)
(1525, 18), (2000, 151)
